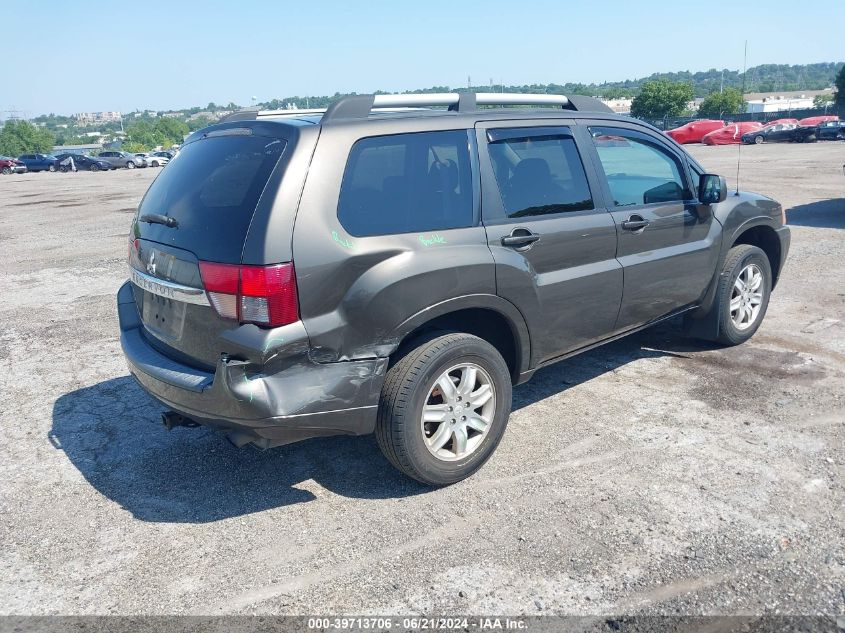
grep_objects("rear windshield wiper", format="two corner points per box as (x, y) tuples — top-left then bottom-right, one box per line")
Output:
(139, 213), (178, 228)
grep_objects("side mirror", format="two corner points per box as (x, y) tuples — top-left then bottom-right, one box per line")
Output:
(699, 173), (727, 204)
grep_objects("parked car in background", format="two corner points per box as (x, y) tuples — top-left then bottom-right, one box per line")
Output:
(135, 153), (170, 167)
(815, 120), (845, 141)
(17, 153), (59, 172)
(0, 156), (27, 174)
(741, 123), (799, 144)
(151, 150), (175, 160)
(53, 153), (111, 172)
(702, 122), (763, 145)
(97, 151), (146, 169)
(798, 115), (839, 127)
(665, 119), (725, 144)
(762, 118), (799, 127)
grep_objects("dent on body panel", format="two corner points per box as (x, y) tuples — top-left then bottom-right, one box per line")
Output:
(308, 229), (495, 361)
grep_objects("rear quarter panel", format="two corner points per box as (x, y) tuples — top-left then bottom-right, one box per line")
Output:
(291, 119), (497, 362)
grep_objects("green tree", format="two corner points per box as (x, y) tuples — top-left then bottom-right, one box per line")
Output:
(697, 88), (745, 118)
(154, 117), (189, 145)
(630, 80), (694, 120)
(188, 116), (213, 132)
(0, 120), (55, 156)
(813, 94), (833, 107)
(833, 66), (845, 108)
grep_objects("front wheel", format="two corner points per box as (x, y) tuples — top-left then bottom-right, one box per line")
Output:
(126, 161), (135, 169)
(1, 166), (10, 175)
(48, 164), (56, 172)
(716, 244), (772, 345)
(754, 135), (764, 144)
(90, 164), (99, 172)
(376, 332), (512, 485)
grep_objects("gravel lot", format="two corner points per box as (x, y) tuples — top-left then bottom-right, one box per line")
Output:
(0, 142), (843, 619)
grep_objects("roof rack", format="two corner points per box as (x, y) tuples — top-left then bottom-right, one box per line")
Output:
(219, 92), (613, 124)
(321, 92), (613, 122)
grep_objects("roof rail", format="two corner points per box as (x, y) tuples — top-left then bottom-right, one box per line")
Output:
(219, 93), (613, 125)
(320, 92), (612, 123)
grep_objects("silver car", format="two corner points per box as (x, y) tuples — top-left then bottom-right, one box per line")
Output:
(97, 151), (146, 169)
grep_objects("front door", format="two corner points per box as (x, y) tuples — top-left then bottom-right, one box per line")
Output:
(476, 122), (622, 365)
(583, 125), (721, 330)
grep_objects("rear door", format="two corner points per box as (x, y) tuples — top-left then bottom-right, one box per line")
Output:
(583, 124), (720, 330)
(476, 121), (622, 365)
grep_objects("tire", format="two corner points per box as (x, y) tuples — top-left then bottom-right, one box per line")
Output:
(715, 245), (772, 346)
(754, 135), (764, 144)
(90, 164), (99, 172)
(126, 161), (135, 169)
(1, 167), (10, 175)
(59, 165), (68, 173)
(151, 160), (159, 167)
(48, 164), (56, 172)
(376, 332), (512, 485)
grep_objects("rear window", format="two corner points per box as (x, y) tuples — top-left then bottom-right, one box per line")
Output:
(337, 130), (473, 237)
(136, 131), (286, 262)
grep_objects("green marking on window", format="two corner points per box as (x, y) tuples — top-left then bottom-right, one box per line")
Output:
(418, 233), (447, 247)
(332, 230), (354, 249)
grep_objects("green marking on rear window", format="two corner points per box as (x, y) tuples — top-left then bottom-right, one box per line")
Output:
(332, 230), (354, 249)
(418, 233), (447, 247)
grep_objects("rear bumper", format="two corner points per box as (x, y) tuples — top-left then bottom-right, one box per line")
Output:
(117, 281), (386, 447)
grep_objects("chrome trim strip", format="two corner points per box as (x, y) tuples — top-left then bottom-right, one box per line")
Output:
(129, 266), (209, 306)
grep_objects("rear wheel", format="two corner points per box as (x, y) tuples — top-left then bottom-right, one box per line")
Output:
(151, 160), (159, 167)
(1, 166), (10, 175)
(90, 164), (99, 172)
(716, 245), (772, 345)
(48, 164), (56, 172)
(376, 333), (512, 485)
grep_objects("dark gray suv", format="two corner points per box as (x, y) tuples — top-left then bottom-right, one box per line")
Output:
(118, 93), (790, 485)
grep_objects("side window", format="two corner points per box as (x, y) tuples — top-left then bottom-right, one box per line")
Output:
(487, 129), (593, 217)
(337, 130), (473, 237)
(590, 127), (692, 207)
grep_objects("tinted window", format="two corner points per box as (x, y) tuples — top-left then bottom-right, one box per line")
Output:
(590, 127), (691, 207)
(137, 131), (286, 263)
(487, 129), (593, 217)
(337, 130), (473, 237)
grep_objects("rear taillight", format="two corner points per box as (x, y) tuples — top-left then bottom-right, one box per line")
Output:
(199, 261), (298, 327)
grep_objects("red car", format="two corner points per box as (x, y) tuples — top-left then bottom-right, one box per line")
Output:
(702, 122), (764, 145)
(666, 119), (725, 144)
(798, 115), (839, 127)
(0, 156), (27, 175)
(763, 118), (799, 127)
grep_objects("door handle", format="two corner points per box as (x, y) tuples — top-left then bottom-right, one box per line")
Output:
(501, 231), (541, 247)
(621, 215), (650, 232)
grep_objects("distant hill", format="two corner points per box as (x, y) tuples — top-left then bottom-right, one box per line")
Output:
(258, 62), (843, 110)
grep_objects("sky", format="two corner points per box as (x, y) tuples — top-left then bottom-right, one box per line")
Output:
(2, 0), (843, 117)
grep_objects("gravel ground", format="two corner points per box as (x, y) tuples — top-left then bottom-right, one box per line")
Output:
(0, 142), (843, 619)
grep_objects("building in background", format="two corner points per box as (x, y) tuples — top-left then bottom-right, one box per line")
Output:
(744, 89), (833, 114)
(75, 111), (122, 126)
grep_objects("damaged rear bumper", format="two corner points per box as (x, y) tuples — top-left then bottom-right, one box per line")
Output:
(117, 281), (387, 447)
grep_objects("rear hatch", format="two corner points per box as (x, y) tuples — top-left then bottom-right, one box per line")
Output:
(128, 121), (296, 368)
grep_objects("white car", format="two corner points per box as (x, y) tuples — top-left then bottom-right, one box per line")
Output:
(135, 153), (170, 167)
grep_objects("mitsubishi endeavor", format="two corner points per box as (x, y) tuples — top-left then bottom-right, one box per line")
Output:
(118, 93), (790, 485)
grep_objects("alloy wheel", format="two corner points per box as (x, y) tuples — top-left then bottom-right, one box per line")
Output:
(420, 363), (496, 462)
(730, 263), (764, 331)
